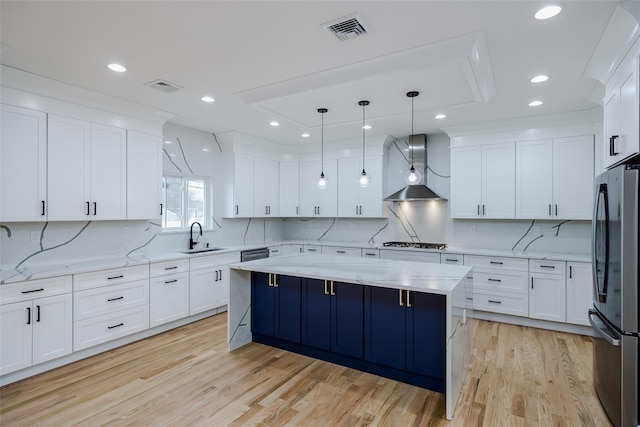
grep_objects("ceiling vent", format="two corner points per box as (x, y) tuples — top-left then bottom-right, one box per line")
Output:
(323, 14), (368, 41)
(146, 79), (184, 93)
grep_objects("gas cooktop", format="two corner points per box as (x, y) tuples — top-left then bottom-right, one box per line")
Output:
(382, 242), (447, 250)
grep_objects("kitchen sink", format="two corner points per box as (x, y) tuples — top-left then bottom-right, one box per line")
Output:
(179, 247), (226, 254)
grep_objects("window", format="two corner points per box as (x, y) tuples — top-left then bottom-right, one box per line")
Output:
(162, 176), (208, 230)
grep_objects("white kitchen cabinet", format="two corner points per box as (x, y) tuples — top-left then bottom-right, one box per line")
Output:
(189, 252), (238, 315)
(303, 244), (322, 254)
(127, 131), (163, 220)
(299, 159), (338, 217)
(0, 280), (73, 376)
(361, 248), (380, 259)
(47, 115), (91, 220)
(223, 153), (254, 218)
(566, 262), (592, 326)
(149, 259), (189, 327)
(603, 40), (639, 168)
(528, 260), (566, 323)
(47, 116), (127, 220)
(89, 124), (127, 220)
(253, 157), (279, 217)
(516, 136), (594, 220)
(451, 142), (515, 219)
(0, 104), (47, 221)
(337, 156), (384, 217)
(379, 249), (440, 264)
(290, 244), (304, 254)
(321, 245), (361, 257)
(279, 162), (300, 217)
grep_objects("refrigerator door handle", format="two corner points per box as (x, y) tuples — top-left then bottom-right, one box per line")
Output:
(588, 309), (620, 346)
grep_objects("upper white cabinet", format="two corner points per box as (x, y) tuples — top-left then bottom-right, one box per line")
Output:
(603, 41), (639, 168)
(337, 156), (384, 217)
(127, 131), (163, 220)
(223, 153), (254, 218)
(279, 162), (299, 217)
(46, 115), (128, 221)
(253, 157), (279, 217)
(451, 142), (515, 219)
(299, 159), (338, 217)
(516, 136), (594, 220)
(0, 104), (47, 222)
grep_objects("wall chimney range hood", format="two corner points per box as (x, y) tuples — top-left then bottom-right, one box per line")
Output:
(384, 134), (447, 201)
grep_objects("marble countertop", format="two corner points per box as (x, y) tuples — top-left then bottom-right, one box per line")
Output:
(230, 254), (471, 295)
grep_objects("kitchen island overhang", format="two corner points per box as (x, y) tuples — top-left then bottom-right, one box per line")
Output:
(227, 254), (473, 420)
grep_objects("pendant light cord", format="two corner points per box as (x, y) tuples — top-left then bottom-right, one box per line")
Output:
(321, 110), (324, 173)
(362, 103), (365, 170)
(410, 95), (414, 168)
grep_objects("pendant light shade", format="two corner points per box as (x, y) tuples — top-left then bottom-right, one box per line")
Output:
(357, 100), (371, 188)
(317, 108), (329, 190)
(403, 91), (423, 185)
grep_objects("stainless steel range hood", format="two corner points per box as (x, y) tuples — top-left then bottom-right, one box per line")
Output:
(384, 134), (447, 201)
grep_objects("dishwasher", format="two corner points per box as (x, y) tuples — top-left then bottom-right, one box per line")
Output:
(240, 247), (270, 262)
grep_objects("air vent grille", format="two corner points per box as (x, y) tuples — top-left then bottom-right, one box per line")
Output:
(323, 15), (368, 41)
(146, 79), (184, 93)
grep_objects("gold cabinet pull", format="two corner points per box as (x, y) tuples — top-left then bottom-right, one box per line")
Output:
(406, 290), (412, 308)
(330, 281), (335, 296)
(399, 289), (404, 307)
(273, 274), (278, 287)
(324, 280), (329, 295)
(268, 273), (273, 287)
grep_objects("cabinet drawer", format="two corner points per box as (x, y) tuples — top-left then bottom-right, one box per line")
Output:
(473, 269), (528, 293)
(189, 252), (239, 271)
(362, 249), (380, 258)
(74, 264), (149, 291)
(380, 249), (440, 264)
(269, 246), (282, 257)
(74, 280), (149, 321)
(529, 259), (566, 275)
(304, 245), (321, 254)
(150, 259), (189, 277)
(464, 255), (528, 271)
(441, 253), (464, 265)
(1, 275), (72, 305)
(473, 291), (528, 317)
(322, 246), (361, 257)
(74, 305), (149, 351)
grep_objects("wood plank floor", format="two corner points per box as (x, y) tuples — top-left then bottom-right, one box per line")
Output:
(0, 313), (612, 426)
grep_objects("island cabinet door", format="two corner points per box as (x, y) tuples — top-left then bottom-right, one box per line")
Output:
(405, 291), (446, 379)
(251, 272), (275, 337)
(301, 278), (331, 351)
(364, 287), (406, 370)
(273, 275), (301, 343)
(330, 281), (364, 359)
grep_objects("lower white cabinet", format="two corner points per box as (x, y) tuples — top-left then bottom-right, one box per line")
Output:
(321, 246), (361, 257)
(149, 259), (189, 327)
(566, 262), (592, 326)
(74, 306), (149, 351)
(380, 249), (440, 264)
(0, 293), (73, 375)
(189, 252), (238, 315)
(528, 260), (566, 323)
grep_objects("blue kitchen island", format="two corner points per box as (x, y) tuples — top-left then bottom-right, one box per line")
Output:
(227, 254), (473, 420)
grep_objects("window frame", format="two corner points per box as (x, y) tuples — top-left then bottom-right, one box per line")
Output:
(162, 174), (210, 231)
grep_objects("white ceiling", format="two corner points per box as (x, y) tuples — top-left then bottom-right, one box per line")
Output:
(0, 1), (621, 146)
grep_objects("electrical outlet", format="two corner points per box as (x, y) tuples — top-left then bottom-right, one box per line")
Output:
(122, 227), (129, 237)
(532, 225), (541, 236)
(30, 231), (39, 243)
(469, 224), (477, 233)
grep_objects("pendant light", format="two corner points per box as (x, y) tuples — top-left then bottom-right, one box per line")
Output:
(317, 108), (329, 190)
(357, 100), (371, 188)
(403, 91), (422, 185)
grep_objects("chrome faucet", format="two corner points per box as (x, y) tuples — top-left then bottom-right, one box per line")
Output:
(189, 221), (202, 250)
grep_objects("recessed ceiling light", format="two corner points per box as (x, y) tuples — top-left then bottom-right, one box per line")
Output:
(269, 121), (280, 127)
(535, 5), (562, 20)
(301, 133), (310, 138)
(434, 114), (447, 119)
(202, 148), (209, 152)
(362, 125), (372, 130)
(201, 96), (215, 103)
(529, 100), (544, 107)
(531, 75), (549, 83)
(107, 63), (127, 73)
(163, 140), (172, 144)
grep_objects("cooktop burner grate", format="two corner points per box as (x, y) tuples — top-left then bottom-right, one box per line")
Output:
(382, 241), (447, 250)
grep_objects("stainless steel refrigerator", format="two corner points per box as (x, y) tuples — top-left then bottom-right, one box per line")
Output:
(590, 162), (639, 427)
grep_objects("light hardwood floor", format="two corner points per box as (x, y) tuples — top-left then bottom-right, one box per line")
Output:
(0, 313), (612, 426)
